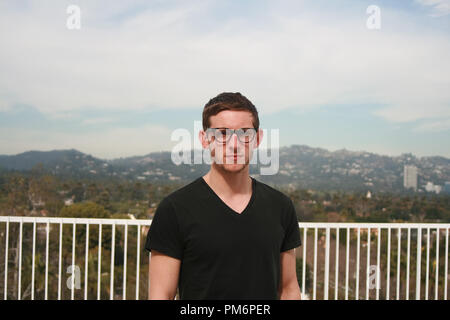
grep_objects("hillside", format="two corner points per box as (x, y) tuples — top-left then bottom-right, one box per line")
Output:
(0, 145), (449, 193)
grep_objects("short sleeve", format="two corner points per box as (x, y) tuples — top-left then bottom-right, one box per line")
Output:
(145, 197), (183, 260)
(280, 198), (302, 252)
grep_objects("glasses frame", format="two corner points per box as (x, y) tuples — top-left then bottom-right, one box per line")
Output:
(205, 127), (257, 144)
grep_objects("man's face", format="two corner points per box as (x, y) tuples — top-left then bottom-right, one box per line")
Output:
(201, 110), (262, 174)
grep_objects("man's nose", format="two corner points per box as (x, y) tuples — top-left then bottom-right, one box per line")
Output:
(227, 133), (239, 149)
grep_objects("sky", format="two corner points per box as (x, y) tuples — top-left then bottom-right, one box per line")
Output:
(0, 0), (449, 160)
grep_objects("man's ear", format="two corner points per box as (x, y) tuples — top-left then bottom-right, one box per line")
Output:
(199, 130), (209, 149)
(256, 128), (263, 148)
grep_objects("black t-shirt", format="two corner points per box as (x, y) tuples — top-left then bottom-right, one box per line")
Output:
(145, 176), (301, 300)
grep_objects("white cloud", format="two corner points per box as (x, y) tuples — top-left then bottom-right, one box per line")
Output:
(0, 0), (448, 128)
(413, 117), (450, 132)
(415, 0), (450, 16)
(81, 117), (115, 125)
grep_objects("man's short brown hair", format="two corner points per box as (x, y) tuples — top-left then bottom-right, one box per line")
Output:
(202, 92), (260, 131)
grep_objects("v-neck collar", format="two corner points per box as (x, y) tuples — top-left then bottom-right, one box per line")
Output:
(199, 176), (256, 216)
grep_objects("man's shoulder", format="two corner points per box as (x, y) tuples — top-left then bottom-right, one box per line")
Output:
(253, 177), (292, 206)
(163, 177), (204, 203)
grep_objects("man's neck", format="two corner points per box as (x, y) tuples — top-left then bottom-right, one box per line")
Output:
(203, 165), (252, 197)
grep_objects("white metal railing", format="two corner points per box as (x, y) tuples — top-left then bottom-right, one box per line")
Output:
(0, 216), (151, 300)
(0, 217), (449, 300)
(299, 222), (449, 300)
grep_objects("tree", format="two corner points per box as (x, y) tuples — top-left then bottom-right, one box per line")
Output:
(425, 206), (442, 220)
(131, 182), (144, 201)
(86, 183), (99, 200)
(6, 174), (28, 215)
(60, 201), (110, 219)
(70, 182), (84, 203)
(97, 190), (112, 211)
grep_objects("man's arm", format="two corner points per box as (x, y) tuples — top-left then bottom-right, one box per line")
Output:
(278, 248), (302, 300)
(148, 250), (181, 300)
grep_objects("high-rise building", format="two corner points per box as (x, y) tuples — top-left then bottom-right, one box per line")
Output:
(403, 165), (418, 191)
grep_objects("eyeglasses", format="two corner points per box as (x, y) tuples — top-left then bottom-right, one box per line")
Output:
(205, 128), (257, 144)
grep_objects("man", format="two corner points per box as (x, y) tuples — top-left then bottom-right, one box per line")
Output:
(145, 92), (302, 300)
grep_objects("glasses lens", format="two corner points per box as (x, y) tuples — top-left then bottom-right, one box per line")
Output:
(214, 129), (228, 143)
(205, 129), (214, 142)
(207, 128), (256, 143)
(238, 128), (256, 143)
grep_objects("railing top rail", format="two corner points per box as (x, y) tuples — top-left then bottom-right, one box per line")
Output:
(0, 216), (152, 225)
(298, 222), (450, 229)
(0, 216), (449, 229)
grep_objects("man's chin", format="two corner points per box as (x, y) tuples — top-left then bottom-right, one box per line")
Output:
(217, 163), (248, 173)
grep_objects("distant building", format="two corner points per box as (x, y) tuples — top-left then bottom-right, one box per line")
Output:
(443, 182), (450, 194)
(403, 165), (418, 191)
(366, 191), (372, 199)
(425, 182), (442, 194)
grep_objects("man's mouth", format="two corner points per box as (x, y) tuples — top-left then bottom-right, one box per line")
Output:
(224, 155), (245, 163)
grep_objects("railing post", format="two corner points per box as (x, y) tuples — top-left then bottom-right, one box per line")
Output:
(425, 228), (430, 300)
(396, 228), (401, 300)
(148, 252), (151, 299)
(406, 228), (411, 300)
(376, 227), (380, 300)
(435, 228), (439, 300)
(58, 221), (63, 300)
(356, 227), (360, 300)
(335, 227), (339, 300)
(345, 227), (350, 300)
(324, 228), (330, 300)
(313, 228), (317, 300)
(84, 223), (90, 300)
(416, 227), (422, 300)
(110, 223), (116, 300)
(136, 225), (141, 300)
(45, 221), (50, 300)
(71, 222), (76, 300)
(302, 227), (307, 297)
(31, 220), (36, 300)
(97, 224), (102, 300)
(386, 227), (391, 300)
(445, 228), (448, 300)
(4, 217), (9, 300)
(18, 220), (22, 300)
(123, 224), (128, 300)
(366, 227), (371, 300)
